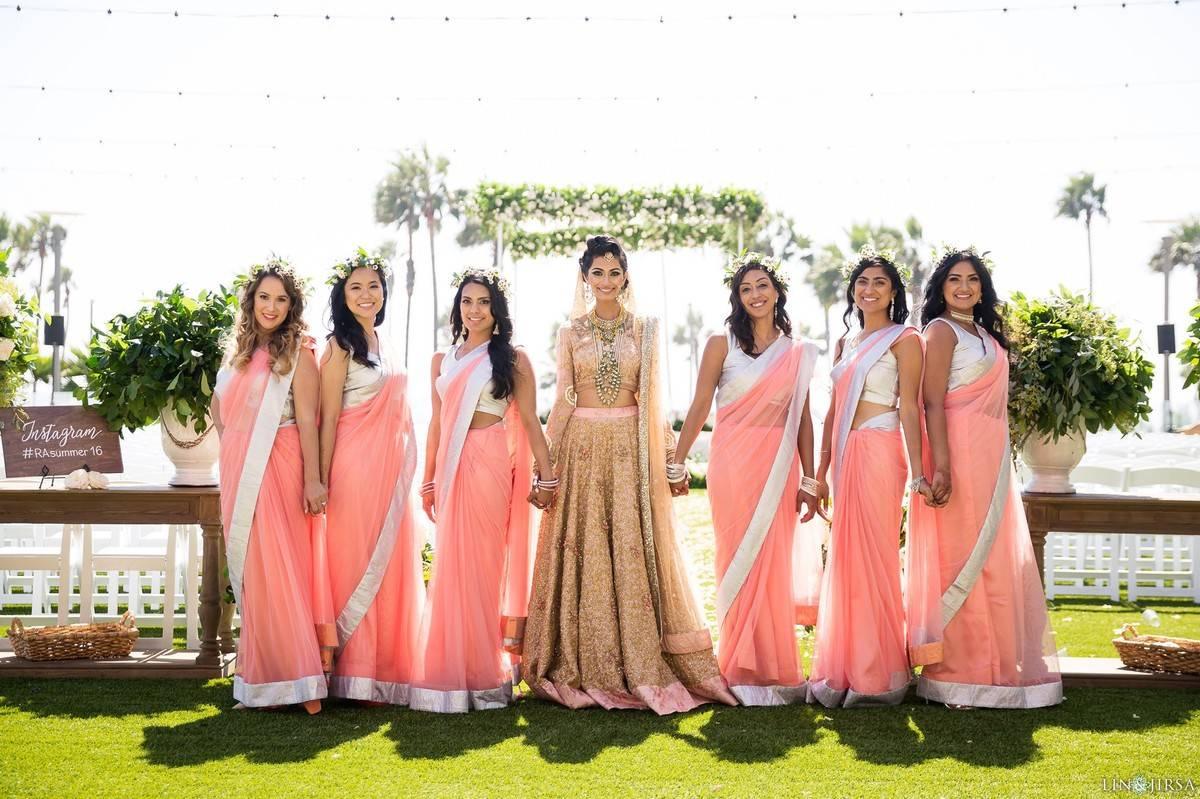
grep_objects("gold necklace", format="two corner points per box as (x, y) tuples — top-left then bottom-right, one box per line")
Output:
(950, 310), (975, 324)
(590, 308), (626, 405)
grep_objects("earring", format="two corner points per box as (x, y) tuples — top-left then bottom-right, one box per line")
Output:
(584, 284), (594, 303)
(491, 325), (499, 337)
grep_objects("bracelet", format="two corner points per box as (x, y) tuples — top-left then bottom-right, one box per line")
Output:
(420, 481), (435, 496)
(908, 475), (926, 493)
(665, 462), (689, 484)
(800, 476), (821, 494)
(532, 474), (559, 492)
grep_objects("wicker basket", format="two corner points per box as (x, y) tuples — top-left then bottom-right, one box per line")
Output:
(7, 612), (138, 661)
(1112, 623), (1200, 675)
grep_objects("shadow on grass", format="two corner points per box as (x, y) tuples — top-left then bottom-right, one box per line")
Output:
(674, 704), (822, 763)
(0, 677), (219, 719)
(387, 695), (668, 763)
(142, 696), (391, 767)
(826, 688), (1200, 768)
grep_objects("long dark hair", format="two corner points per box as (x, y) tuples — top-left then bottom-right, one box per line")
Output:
(578, 235), (630, 291)
(327, 267), (388, 368)
(449, 274), (515, 400)
(919, 249), (1009, 350)
(725, 262), (792, 354)
(841, 252), (909, 337)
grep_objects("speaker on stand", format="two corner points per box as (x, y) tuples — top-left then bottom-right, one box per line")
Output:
(1158, 323), (1176, 433)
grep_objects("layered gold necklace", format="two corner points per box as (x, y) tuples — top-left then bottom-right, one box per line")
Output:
(590, 307), (627, 405)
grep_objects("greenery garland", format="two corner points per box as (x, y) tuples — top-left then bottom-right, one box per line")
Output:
(465, 183), (766, 259)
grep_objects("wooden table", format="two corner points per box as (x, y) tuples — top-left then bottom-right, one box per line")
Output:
(0, 482), (232, 668)
(1022, 491), (1200, 586)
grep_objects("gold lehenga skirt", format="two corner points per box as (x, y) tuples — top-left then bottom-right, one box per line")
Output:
(524, 406), (732, 715)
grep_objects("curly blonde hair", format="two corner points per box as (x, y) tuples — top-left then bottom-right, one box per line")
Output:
(228, 268), (308, 375)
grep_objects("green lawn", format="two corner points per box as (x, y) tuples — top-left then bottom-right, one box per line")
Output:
(1, 492), (1198, 797)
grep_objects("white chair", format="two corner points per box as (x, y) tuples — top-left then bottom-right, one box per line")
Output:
(1121, 467), (1200, 601)
(1042, 464), (1131, 601)
(80, 523), (186, 650)
(0, 524), (78, 643)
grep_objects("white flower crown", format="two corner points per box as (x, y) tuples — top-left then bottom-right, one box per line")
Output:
(722, 250), (789, 290)
(235, 256), (311, 296)
(451, 267), (512, 299)
(931, 243), (996, 272)
(840, 244), (912, 283)
(329, 247), (392, 287)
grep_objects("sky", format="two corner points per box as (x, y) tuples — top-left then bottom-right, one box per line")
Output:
(2, 0), (1199, 430)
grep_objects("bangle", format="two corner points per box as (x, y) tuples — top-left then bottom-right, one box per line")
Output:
(665, 462), (688, 484)
(532, 474), (559, 491)
(420, 481), (435, 496)
(908, 475), (926, 493)
(800, 476), (820, 494)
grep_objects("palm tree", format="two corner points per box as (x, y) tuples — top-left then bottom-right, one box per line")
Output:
(456, 217), (501, 267)
(673, 304), (708, 385)
(1150, 219), (1200, 335)
(1056, 172), (1108, 301)
(375, 157), (423, 366)
(807, 244), (846, 353)
(376, 146), (461, 356)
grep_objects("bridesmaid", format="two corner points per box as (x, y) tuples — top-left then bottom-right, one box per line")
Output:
(213, 258), (330, 713)
(907, 246), (1063, 709)
(410, 268), (554, 713)
(524, 235), (735, 715)
(673, 252), (822, 705)
(319, 249), (423, 705)
(808, 246), (933, 708)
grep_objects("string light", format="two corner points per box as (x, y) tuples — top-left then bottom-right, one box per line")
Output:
(0, 1), (1194, 21)
(3, 78), (1199, 105)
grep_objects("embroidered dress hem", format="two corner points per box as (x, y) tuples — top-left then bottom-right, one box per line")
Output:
(409, 683), (513, 713)
(730, 682), (808, 706)
(328, 676), (410, 705)
(233, 674), (327, 707)
(533, 676), (726, 715)
(916, 676), (1063, 709)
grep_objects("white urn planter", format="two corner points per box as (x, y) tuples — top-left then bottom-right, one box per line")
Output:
(160, 405), (219, 486)
(1020, 428), (1087, 494)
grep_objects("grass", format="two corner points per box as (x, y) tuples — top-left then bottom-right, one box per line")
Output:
(0, 680), (1197, 798)
(1, 492), (1199, 797)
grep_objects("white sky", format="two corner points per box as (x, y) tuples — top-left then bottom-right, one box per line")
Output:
(2, 0), (1199, 430)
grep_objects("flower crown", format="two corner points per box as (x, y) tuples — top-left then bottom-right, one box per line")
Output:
(328, 247), (392, 287)
(840, 244), (912, 283)
(234, 256), (311, 296)
(931, 243), (996, 272)
(722, 250), (789, 290)
(451, 267), (512, 299)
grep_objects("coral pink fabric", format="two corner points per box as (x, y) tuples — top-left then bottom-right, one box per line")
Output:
(411, 348), (534, 708)
(324, 374), (423, 699)
(907, 336), (1061, 701)
(809, 329), (918, 706)
(218, 347), (327, 705)
(708, 340), (817, 691)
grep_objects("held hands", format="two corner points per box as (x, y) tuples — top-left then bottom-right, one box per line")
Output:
(304, 480), (328, 515)
(528, 485), (554, 510)
(914, 476), (937, 507)
(800, 477), (830, 523)
(928, 469), (952, 507)
(667, 461), (690, 497)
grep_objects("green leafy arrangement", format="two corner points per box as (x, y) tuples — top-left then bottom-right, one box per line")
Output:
(73, 285), (237, 435)
(0, 248), (42, 408)
(1180, 302), (1200, 396)
(1006, 289), (1154, 448)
